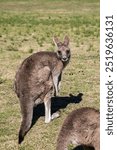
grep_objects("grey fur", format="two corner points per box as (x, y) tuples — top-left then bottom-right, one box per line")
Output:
(56, 107), (100, 150)
(14, 36), (71, 144)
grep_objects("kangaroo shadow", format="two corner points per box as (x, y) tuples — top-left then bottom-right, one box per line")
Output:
(32, 93), (83, 127)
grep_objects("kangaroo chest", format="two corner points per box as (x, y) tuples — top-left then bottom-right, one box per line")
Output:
(51, 63), (64, 96)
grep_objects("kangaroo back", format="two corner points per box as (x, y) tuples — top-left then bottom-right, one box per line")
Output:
(56, 107), (100, 150)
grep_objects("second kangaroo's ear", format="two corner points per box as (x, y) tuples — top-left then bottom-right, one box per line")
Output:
(53, 36), (62, 47)
(63, 36), (69, 46)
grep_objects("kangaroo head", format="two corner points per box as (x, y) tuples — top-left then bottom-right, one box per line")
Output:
(53, 36), (71, 62)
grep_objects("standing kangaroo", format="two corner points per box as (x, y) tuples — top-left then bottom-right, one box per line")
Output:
(14, 36), (71, 144)
(56, 107), (100, 150)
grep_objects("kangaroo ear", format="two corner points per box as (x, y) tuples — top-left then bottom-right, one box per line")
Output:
(64, 36), (69, 46)
(53, 36), (62, 47)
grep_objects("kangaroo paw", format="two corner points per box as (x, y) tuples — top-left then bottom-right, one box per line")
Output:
(52, 111), (60, 120)
(45, 117), (51, 123)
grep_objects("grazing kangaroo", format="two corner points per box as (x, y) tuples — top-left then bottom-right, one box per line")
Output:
(56, 107), (100, 150)
(14, 36), (71, 144)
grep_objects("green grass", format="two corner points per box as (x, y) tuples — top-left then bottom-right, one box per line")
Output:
(0, 0), (99, 150)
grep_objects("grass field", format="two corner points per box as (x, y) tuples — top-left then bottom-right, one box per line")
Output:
(0, 0), (99, 149)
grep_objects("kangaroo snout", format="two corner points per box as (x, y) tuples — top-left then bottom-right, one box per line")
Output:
(62, 56), (68, 62)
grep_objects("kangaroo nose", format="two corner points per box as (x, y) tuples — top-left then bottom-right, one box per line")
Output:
(62, 56), (68, 61)
(63, 56), (67, 59)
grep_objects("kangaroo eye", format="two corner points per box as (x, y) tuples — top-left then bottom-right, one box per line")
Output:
(57, 50), (61, 54)
(66, 50), (70, 54)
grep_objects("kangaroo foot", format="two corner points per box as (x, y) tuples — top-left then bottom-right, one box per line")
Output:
(52, 111), (60, 120)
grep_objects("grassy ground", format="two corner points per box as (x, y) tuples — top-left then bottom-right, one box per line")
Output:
(0, 0), (99, 149)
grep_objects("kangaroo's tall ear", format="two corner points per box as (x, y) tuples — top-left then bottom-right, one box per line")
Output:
(63, 36), (69, 46)
(53, 36), (62, 47)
